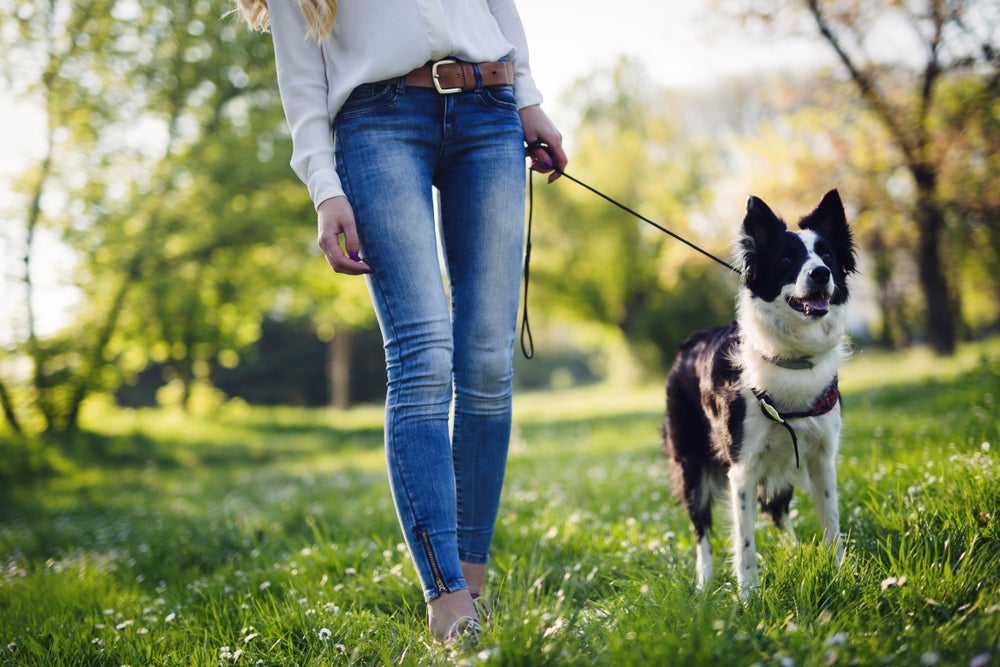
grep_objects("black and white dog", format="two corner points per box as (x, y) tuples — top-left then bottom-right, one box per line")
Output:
(663, 189), (857, 599)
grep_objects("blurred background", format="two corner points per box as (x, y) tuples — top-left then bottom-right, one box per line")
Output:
(1, 0), (998, 438)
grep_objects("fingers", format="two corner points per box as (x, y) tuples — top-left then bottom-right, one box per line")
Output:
(317, 196), (371, 275)
(519, 105), (568, 183)
(526, 140), (567, 183)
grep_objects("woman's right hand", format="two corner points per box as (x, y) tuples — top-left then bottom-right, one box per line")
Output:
(317, 196), (371, 275)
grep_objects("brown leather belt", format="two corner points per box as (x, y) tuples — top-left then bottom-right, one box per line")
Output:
(382, 59), (514, 94)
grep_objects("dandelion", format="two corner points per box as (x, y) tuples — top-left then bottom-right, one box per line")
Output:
(259, 581), (271, 590)
(243, 633), (259, 644)
(824, 633), (848, 646)
(920, 650), (940, 666)
(318, 628), (332, 641)
(165, 612), (177, 622)
(6, 642), (17, 653)
(115, 620), (134, 631)
(881, 575), (907, 590)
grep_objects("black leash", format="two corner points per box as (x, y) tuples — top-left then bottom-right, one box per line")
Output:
(520, 152), (740, 359)
(552, 168), (740, 274)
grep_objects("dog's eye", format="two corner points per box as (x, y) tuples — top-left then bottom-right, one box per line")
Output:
(779, 255), (793, 266)
(820, 252), (834, 263)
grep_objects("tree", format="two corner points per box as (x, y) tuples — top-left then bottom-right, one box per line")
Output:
(719, 0), (1000, 354)
(0, 0), (374, 437)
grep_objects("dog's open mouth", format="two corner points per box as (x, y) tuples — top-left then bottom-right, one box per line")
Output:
(787, 294), (830, 317)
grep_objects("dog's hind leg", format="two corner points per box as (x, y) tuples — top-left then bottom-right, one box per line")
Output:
(807, 452), (844, 565)
(728, 463), (759, 600)
(687, 467), (716, 591)
(761, 486), (797, 546)
(674, 461), (716, 590)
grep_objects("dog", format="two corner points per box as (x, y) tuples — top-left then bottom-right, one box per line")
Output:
(663, 189), (857, 599)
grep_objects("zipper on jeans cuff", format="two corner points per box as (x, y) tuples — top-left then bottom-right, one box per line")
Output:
(417, 529), (450, 595)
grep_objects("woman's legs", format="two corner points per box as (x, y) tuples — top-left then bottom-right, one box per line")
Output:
(436, 88), (526, 581)
(335, 73), (524, 638)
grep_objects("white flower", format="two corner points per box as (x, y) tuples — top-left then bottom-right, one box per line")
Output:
(970, 653), (991, 667)
(318, 628), (332, 641)
(824, 633), (848, 646)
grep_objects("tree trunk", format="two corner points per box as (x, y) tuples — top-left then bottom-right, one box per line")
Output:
(913, 175), (956, 355)
(329, 330), (351, 409)
(0, 379), (23, 435)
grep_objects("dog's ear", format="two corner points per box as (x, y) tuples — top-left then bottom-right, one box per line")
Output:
(740, 196), (785, 283)
(740, 196), (786, 282)
(798, 189), (858, 274)
(743, 196), (786, 247)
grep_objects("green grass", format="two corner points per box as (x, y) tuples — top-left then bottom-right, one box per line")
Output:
(1, 340), (999, 666)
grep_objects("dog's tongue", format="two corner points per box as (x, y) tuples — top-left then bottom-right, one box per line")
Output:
(804, 297), (830, 313)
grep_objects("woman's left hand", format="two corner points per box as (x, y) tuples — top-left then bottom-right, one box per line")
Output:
(519, 104), (567, 183)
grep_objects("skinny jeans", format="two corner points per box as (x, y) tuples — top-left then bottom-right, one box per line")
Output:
(334, 66), (525, 602)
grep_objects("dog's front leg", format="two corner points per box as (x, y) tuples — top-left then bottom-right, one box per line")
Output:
(807, 450), (844, 565)
(728, 463), (759, 600)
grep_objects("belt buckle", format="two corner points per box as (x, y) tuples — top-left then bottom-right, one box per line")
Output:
(431, 59), (462, 94)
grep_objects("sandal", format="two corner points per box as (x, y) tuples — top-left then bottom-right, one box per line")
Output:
(445, 615), (482, 645)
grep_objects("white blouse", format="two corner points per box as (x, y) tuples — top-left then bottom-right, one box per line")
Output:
(267, 0), (543, 207)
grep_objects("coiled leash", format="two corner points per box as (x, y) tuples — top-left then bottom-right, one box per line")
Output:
(520, 140), (739, 359)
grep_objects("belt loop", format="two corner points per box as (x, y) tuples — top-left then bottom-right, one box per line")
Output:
(395, 75), (407, 94)
(471, 62), (484, 91)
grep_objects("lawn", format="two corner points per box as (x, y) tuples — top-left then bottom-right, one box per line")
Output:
(1, 340), (998, 666)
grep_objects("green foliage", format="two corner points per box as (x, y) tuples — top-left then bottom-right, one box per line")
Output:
(1, 341), (999, 665)
(0, 2), (375, 433)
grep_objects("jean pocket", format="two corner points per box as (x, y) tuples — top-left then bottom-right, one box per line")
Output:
(337, 83), (397, 120)
(475, 85), (518, 114)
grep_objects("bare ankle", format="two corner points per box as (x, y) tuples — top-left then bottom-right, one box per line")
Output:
(460, 562), (486, 598)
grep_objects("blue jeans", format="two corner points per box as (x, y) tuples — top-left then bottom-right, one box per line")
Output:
(334, 66), (526, 602)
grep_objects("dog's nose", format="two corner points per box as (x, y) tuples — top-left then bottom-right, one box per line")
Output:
(810, 266), (831, 285)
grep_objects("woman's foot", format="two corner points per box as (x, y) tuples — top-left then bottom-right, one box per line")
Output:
(428, 589), (479, 643)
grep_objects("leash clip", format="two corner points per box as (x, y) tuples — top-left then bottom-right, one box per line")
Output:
(758, 396), (785, 424)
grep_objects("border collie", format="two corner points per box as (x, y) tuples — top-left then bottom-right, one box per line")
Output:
(663, 189), (857, 599)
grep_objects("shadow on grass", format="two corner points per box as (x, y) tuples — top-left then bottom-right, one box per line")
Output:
(55, 419), (384, 471)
